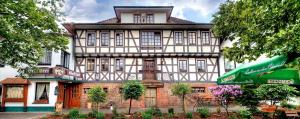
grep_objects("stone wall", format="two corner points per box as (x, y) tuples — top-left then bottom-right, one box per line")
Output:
(81, 82), (217, 108)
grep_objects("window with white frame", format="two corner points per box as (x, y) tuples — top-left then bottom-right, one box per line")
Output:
(6, 85), (23, 98)
(115, 32), (123, 46)
(35, 83), (50, 101)
(225, 58), (235, 72)
(146, 14), (154, 23)
(196, 60), (206, 72)
(101, 59), (109, 71)
(115, 58), (124, 71)
(201, 31), (210, 45)
(87, 32), (96, 46)
(87, 59), (95, 71)
(192, 87), (205, 93)
(188, 32), (196, 45)
(101, 32), (109, 46)
(141, 32), (161, 47)
(174, 31), (183, 44)
(133, 14), (141, 23)
(179, 60), (187, 72)
(39, 49), (52, 65)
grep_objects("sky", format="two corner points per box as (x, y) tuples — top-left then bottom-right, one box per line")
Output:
(63, 0), (226, 23)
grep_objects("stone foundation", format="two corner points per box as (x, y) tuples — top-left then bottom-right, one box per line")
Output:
(81, 82), (217, 108)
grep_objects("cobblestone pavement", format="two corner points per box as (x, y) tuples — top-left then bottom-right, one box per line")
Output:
(0, 112), (49, 119)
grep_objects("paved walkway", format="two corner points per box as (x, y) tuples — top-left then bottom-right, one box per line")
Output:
(0, 112), (49, 119)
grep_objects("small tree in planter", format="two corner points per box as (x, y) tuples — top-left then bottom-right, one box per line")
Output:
(209, 85), (242, 116)
(236, 85), (262, 114)
(88, 86), (107, 112)
(122, 81), (145, 114)
(171, 83), (192, 113)
(255, 84), (298, 118)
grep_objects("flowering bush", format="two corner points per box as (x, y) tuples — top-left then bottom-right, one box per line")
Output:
(209, 85), (242, 116)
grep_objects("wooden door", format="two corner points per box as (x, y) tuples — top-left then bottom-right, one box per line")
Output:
(66, 84), (82, 108)
(145, 88), (157, 107)
(143, 60), (156, 80)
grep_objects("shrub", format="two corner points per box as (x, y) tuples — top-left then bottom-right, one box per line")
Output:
(239, 110), (252, 119)
(185, 112), (193, 119)
(88, 87), (107, 111)
(152, 107), (163, 117)
(141, 112), (152, 119)
(79, 114), (88, 118)
(168, 108), (174, 114)
(197, 107), (210, 118)
(236, 85), (261, 114)
(228, 115), (237, 119)
(95, 112), (104, 119)
(88, 110), (98, 118)
(280, 100), (297, 109)
(68, 108), (80, 119)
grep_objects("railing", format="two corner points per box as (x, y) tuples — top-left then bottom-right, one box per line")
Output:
(32, 66), (82, 80)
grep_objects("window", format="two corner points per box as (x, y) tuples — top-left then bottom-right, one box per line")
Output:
(103, 88), (108, 93)
(87, 32), (96, 46)
(192, 87), (205, 93)
(146, 14), (154, 23)
(197, 60), (206, 72)
(35, 83), (50, 102)
(84, 88), (90, 94)
(119, 88), (123, 94)
(61, 51), (70, 68)
(174, 31), (183, 44)
(115, 59), (124, 71)
(202, 31), (210, 45)
(141, 32), (161, 47)
(188, 32), (196, 45)
(6, 85), (23, 98)
(87, 59), (95, 71)
(225, 58), (235, 72)
(115, 32), (124, 46)
(134, 14), (141, 23)
(179, 60), (187, 72)
(101, 59), (109, 71)
(39, 49), (52, 65)
(101, 32), (109, 46)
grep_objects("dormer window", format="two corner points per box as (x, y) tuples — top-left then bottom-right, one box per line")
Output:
(134, 14), (154, 23)
(134, 14), (141, 23)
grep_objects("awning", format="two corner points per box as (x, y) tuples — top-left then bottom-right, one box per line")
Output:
(1, 77), (31, 85)
(217, 55), (299, 85)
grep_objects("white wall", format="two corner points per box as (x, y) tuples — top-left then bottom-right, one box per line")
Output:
(120, 13), (133, 23)
(27, 80), (58, 107)
(154, 13), (166, 23)
(0, 66), (18, 80)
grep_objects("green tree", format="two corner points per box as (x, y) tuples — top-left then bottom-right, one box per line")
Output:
(0, 0), (68, 77)
(171, 83), (192, 113)
(236, 85), (261, 114)
(255, 84), (298, 118)
(212, 0), (300, 66)
(88, 87), (107, 112)
(122, 81), (145, 114)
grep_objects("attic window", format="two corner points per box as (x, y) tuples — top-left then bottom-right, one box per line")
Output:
(134, 14), (141, 23)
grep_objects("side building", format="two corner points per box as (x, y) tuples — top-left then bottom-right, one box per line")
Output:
(63, 6), (220, 108)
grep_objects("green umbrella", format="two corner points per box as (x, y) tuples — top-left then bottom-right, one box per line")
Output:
(217, 55), (300, 85)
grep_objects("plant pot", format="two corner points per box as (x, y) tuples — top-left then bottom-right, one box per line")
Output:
(262, 105), (276, 112)
(87, 102), (92, 109)
(124, 114), (131, 119)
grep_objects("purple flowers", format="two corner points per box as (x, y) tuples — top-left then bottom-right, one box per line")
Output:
(209, 85), (242, 100)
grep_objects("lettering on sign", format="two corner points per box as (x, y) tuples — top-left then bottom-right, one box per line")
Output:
(222, 75), (235, 82)
(54, 67), (65, 77)
(267, 79), (294, 84)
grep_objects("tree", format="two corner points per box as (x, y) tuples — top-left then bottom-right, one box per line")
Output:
(212, 0), (300, 66)
(236, 85), (261, 114)
(209, 85), (242, 116)
(0, 0), (68, 77)
(171, 83), (192, 113)
(255, 84), (298, 118)
(122, 81), (145, 114)
(87, 87), (107, 112)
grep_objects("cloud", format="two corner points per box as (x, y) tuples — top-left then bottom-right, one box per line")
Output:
(63, 0), (226, 23)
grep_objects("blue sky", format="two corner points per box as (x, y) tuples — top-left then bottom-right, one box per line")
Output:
(64, 0), (226, 23)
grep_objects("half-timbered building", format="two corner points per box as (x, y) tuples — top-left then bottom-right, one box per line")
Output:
(63, 6), (220, 108)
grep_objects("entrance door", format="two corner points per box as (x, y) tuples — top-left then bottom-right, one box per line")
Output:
(145, 88), (157, 107)
(143, 59), (156, 80)
(65, 84), (82, 108)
